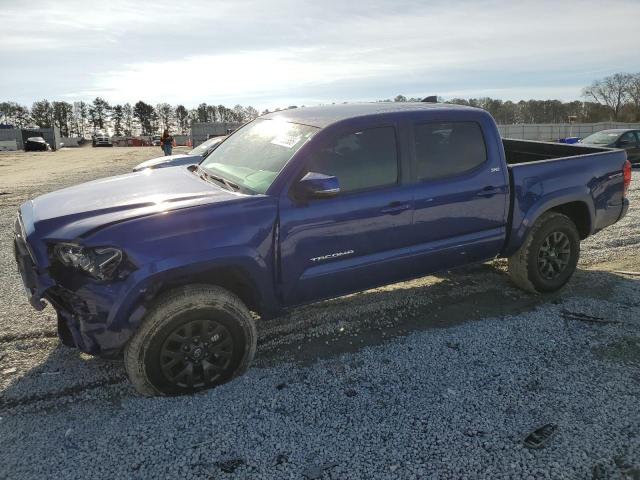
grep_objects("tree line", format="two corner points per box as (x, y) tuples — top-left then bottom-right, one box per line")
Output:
(0, 99), (261, 138)
(383, 72), (640, 125)
(475, 72), (638, 124)
(390, 72), (640, 124)
(1, 72), (639, 137)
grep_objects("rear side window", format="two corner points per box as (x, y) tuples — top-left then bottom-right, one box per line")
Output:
(414, 122), (487, 181)
(620, 131), (639, 144)
(308, 127), (398, 193)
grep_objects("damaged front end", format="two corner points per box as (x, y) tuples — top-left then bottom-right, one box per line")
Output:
(13, 212), (137, 357)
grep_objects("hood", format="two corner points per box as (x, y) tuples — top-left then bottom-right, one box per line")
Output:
(23, 166), (246, 241)
(133, 153), (201, 171)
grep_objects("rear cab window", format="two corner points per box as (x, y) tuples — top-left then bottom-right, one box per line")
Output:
(413, 122), (487, 181)
(307, 126), (399, 193)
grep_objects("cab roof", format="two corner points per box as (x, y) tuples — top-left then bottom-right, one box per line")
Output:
(262, 102), (481, 128)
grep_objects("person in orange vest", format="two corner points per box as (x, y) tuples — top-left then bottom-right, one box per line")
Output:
(160, 129), (174, 156)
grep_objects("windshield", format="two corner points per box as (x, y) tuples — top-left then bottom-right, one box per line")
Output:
(189, 136), (225, 156)
(581, 131), (620, 145)
(200, 118), (318, 194)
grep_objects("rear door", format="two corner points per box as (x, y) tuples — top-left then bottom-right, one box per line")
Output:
(278, 123), (414, 306)
(407, 118), (510, 272)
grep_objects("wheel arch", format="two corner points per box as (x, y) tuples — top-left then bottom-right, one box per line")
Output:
(149, 265), (262, 314)
(504, 189), (594, 257)
(111, 258), (275, 331)
(548, 201), (591, 239)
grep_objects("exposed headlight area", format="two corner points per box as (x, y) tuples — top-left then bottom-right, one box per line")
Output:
(52, 243), (125, 281)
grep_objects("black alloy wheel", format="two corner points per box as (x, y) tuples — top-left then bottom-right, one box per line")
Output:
(124, 285), (257, 396)
(537, 231), (571, 280)
(507, 211), (580, 293)
(159, 319), (234, 389)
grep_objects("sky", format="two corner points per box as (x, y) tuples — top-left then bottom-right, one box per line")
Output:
(1, 0), (639, 110)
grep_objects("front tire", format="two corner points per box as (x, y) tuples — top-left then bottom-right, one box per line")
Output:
(508, 212), (580, 293)
(124, 285), (257, 396)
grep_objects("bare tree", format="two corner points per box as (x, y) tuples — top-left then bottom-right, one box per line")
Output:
(627, 73), (640, 121)
(72, 101), (89, 137)
(232, 105), (247, 122)
(14, 105), (31, 128)
(122, 103), (134, 136)
(244, 106), (259, 120)
(583, 73), (631, 120)
(0, 101), (31, 127)
(187, 108), (199, 128)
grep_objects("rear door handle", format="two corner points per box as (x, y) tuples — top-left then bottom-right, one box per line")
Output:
(476, 186), (500, 198)
(380, 201), (411, 214)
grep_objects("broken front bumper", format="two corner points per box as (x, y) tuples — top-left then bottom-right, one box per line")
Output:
(13, 215), (135, 357)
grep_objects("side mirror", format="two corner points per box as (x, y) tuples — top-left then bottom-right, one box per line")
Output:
(297, 172), (340, 199)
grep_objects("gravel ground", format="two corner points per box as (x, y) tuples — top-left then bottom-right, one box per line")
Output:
(0, 149), (639, 479)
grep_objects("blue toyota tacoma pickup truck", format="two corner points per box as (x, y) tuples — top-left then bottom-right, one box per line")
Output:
(14, 103), (631, 395)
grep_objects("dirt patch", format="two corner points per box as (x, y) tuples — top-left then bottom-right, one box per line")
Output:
(0, 146), (189, 193)
(593, 336), (640, 365)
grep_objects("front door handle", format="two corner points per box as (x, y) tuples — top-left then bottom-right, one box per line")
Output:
(380, 201), (411, 214)
(476, 186), (500, 198)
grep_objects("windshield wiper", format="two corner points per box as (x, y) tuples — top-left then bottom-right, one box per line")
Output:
(195, 166), (240, 192)
(220, 177), (240, 191)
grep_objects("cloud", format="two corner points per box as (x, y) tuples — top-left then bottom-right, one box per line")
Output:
(1, 0), (639, 107)
(70, 48), (402, 106)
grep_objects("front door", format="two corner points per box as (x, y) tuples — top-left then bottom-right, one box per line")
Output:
(278, 125), (414, 306)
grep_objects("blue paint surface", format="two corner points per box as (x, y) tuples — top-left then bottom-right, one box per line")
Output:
(13, 104), (629, 356)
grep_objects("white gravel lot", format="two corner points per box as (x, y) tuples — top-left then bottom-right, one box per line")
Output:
(0, 149), (638, 479)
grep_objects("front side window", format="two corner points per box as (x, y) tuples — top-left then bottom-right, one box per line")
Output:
(414, 122), (487, 181)
(307, 127), (398, 193)
(201, 119), (318, 194)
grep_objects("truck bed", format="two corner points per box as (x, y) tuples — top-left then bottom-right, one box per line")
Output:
(503, 138), (607, 164)
(502, 140), (628, 257)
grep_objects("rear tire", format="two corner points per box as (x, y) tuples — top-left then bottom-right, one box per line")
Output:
(508, 212), (580, 293)
(124, 285), (257, 396)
